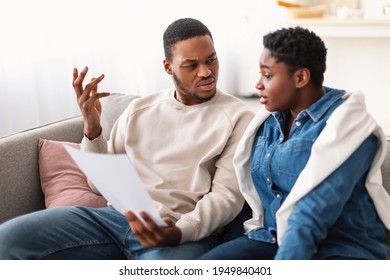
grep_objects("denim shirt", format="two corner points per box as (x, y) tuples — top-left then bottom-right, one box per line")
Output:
(249, 87), (390, 259)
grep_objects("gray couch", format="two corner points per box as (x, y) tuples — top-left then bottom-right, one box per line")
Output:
(0, 93), (138, 223)
(1, 93), (390, 226)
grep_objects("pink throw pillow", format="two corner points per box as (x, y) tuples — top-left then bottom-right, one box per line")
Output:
(38, 139), (108, 208)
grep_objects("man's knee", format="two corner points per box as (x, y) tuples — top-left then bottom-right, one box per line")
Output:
(0, 216), (30, 259)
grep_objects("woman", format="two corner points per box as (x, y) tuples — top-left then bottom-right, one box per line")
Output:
(200, 26), (390, 259)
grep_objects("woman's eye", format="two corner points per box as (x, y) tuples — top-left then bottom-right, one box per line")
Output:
(259, 71), (271, 80)
(264, 73), (271, 79)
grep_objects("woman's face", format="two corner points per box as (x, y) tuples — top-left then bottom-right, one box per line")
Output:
(256, 48), (298, 112)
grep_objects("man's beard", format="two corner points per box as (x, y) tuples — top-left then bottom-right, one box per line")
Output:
(173, 72), (215, 103)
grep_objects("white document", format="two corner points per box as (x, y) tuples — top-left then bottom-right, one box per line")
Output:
(64, 145), (167, 227)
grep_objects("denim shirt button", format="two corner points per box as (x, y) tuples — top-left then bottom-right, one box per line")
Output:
(295, 121), (301, 127)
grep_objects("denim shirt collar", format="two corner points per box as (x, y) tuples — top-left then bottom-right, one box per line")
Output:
(272, 87), (346, 123)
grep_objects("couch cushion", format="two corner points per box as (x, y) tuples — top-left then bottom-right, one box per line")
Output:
(100, 93), (139, 139)
(38, 139), (108, 208)
(0, 117), (84, 223)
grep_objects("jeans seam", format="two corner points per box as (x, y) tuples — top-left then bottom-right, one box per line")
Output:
(122, 230), (139, 259)
(37, 239), (113, 259)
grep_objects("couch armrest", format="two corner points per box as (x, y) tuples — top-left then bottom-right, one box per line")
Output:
(0, 116), (84, 223)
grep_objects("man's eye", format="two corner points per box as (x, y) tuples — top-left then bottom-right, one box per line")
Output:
(185, 64), (197, 69)
(207, 58), (217, 64)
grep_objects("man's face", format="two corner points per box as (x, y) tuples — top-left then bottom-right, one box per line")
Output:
(164, 35), (219, 105)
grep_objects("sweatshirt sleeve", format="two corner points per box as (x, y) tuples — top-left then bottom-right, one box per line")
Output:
(80, 105), (130, 193)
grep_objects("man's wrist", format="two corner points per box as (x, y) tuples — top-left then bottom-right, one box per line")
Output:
(84, 126), (102, 140)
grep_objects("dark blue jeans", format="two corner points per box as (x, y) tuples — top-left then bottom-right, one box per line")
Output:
(0, 206), (218, 260)
(199, 202), (278, 260)
(198, 235), (278, 260)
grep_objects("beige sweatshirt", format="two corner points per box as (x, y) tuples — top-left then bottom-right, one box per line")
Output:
(81, 88), (254, 243)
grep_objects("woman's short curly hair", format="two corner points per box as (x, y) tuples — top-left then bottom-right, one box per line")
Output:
(263, 26), (327, 87)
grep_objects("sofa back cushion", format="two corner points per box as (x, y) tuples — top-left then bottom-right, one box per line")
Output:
(100, 93), (139, 139)
(0, 117), (84, 223)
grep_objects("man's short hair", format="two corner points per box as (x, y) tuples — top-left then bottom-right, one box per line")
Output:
(163, 18), (213, 61)
(263, 26), (327, 87)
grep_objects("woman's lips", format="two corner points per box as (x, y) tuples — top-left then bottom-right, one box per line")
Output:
(259, 94), (268, 105)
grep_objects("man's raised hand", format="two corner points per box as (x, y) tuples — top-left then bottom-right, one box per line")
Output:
(72, 66), (110, 140)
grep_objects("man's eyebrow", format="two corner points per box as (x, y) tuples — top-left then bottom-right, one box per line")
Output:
(182, 58), (198, 64)
(207, 52), (217, 59)
(182, 52), (217, 63)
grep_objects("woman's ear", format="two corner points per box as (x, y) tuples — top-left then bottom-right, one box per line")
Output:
(163, 59), (172, 74)
(294, 68), (310, 88)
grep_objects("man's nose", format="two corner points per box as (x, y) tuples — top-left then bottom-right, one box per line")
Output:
(198, 64), (211, 77)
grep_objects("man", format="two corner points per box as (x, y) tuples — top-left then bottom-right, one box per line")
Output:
(0, 18), (254, 259)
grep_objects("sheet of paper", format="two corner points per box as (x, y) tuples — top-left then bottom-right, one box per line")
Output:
(64, 145), (167, 227)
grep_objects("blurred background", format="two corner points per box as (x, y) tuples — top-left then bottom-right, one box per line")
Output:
(1, 0), (389, 138)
